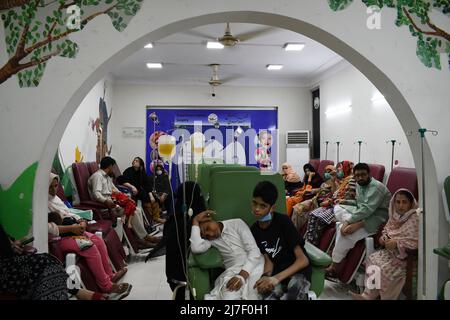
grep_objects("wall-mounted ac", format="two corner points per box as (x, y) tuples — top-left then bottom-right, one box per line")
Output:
(286, 130), (310, 180)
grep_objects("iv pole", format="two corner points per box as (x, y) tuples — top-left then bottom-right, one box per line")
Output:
(354, 140), (366, 163)
(386, 140), (400, 171)
(335, 141), (341, 163)
(149, 112), (159, 192)
(417, 128), (438, 298)
(324, 141), (330, 160)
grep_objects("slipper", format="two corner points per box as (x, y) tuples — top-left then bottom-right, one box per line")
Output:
(111, 268), (128, 283)
(109, 284), (132, 300)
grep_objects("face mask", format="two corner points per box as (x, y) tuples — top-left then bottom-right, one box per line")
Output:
(337, 171), (344, 179)
(324, 172), (332, 180)
(156, 170), (162, 175)
(259, 212), (272, 222)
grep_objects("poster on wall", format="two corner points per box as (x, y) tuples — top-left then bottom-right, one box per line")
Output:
(145, 107), (278, 185)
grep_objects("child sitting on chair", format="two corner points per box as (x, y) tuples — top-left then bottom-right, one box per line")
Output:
(250, 181), (312, 300)
(190, 211), (264, 300)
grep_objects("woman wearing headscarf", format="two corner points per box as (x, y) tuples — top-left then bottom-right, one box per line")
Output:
(291, 164), (339, 231)
(350, 189), (419, 300)
(303, 161), (355, 246)
(48, 173), (131, 298)
(285, 163), (323, 217)
(119, 157), (165, 224)
(281, 163), (303, 196)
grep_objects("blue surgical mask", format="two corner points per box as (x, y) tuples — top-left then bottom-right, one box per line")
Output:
(324, 172), (332, 180)
(337, 171), (344, 179)
(259, 212), (272, 222)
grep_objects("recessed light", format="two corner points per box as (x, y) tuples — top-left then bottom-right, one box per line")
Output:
(207, 41), (224, 49)
(284, 43), (305, 51)
(144, 43), (153, 49)
(266, 64), (283, 70)
(146, 63), (162, 69)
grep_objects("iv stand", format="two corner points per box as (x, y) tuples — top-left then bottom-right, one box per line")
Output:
(335, 141), (341, 163)
(324, 141), (330, 160)
(417, 128), (438, 299)
(354, 140), (366, 163)
(386, 140), (398, 171)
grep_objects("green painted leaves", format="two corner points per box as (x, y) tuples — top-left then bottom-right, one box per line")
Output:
(328, 0), (354, 11)
(0, 162), (38, 239)
(329, 0), (449, 71)
(1, 0), (144, 87)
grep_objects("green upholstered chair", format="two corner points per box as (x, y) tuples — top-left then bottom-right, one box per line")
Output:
(187, 171), (331, 300)
(187, 164), (258, 201)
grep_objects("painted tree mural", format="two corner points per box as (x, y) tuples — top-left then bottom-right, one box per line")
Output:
(0, 0), (143, 87)
(328, 0), (450, 70)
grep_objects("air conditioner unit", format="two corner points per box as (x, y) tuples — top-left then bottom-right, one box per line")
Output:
(286, 130), (310, 180)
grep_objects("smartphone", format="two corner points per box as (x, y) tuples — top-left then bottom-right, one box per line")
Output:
(21, 237), (34, 246)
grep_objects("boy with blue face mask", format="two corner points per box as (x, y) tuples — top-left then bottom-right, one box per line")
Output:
(250, 181), (312, 300)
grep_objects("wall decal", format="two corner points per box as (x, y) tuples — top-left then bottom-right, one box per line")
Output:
(75, 145), (83, 163)
(0, 162), (37, 238)
(0, 0), (144, 87)
(95, 97), (111, 163)
(328, 0), (449, 70)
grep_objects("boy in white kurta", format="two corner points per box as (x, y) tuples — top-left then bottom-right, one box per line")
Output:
(190, 211), (264, 300)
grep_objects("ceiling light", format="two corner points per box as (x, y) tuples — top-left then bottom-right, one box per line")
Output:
(266, 64), (283, 70)
(144, 43), (153, 49)
(325, 104), (352, 117)
(146, 63), (162, 69)
(207, 41), (224, 49)
(284, 43), (305, 51)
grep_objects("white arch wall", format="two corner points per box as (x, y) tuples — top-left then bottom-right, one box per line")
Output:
(0, 1), (448, 299)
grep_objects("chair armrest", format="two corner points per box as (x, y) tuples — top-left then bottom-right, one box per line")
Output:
(365, 237), (375, 257)
(188, 247), (224, 269)
(76, 201), (109, 209)
(304, 242), (332, 267)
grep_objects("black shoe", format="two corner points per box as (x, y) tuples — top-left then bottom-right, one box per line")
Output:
(145, 244), (166, 262)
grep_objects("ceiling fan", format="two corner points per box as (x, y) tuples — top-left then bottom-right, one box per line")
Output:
(209, 64), (222, 86)
(182, 23), (277, 47)
(218, 23), (240, 47)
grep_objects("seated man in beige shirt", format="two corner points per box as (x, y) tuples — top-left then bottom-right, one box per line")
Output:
(88, 156), (160, 247)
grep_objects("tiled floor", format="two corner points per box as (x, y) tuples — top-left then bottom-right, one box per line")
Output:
(121, 255), (352, 300)
(122, 255), (173, 300)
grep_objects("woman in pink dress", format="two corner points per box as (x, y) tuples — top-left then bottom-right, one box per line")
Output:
(351, 188), (419, 300)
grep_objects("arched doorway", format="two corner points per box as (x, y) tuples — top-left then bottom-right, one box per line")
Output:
(33, 11), (440, 299)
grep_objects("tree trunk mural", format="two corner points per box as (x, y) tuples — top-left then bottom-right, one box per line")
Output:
(0, 0), (144, 87)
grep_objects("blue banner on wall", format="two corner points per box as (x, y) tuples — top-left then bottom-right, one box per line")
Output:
(146, 107), (278, 185)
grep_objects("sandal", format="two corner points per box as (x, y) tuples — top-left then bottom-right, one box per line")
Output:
(109, 283), (132, 300)
(111, 268), (128, 283)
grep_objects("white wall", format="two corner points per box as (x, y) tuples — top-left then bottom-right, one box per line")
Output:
(319, 64), (415, 177)
(0, 1), (447, 299)
(58, 77), (114, 168)
(109, 83), (311, 172)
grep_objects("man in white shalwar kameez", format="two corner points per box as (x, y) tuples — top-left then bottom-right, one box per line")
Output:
(190, 211), (264, 300)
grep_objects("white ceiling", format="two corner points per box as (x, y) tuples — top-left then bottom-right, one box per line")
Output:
(111, 23), (344, 87)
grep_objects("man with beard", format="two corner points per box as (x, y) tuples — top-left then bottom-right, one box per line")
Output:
(325, 163), (390, 277)
(88, 156), (160, 248)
